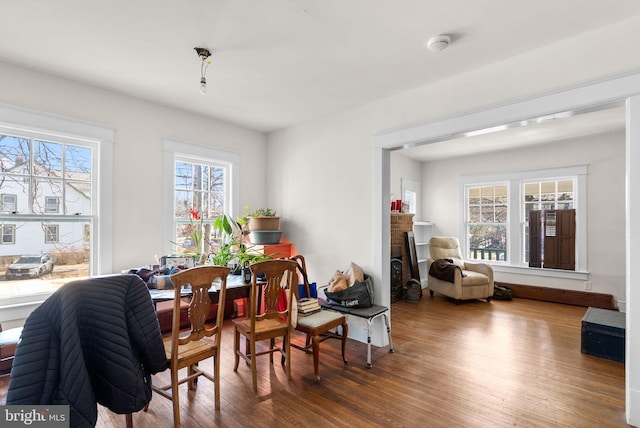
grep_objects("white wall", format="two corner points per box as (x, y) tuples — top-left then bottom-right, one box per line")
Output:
(0, 61), (267, 273)
(389, 151), (422, 205)
(421, 131), (626, 302)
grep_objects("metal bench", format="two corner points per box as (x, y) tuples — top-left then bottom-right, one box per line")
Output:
(320, 302), (393, 368)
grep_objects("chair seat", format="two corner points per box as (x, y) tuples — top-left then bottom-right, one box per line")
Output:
(162, 337), (216, 365)
(460, 270), (489, 286)
(296, 309), (345, 329)
(232, 317), (288, 336)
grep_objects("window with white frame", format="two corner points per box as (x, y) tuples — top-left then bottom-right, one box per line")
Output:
(43, 224), (59, 244)
(522, 179), (574, 264)
(45, 196), (60, 213)
(1, 224), (15, 244)
(466, 184), (508, 261)
(173, 156), (228, 254)
(0, 130), (97, 284)
(1, 194), (17, 213)
(163, 139), (239, 258)
(462, 166), (587, 272)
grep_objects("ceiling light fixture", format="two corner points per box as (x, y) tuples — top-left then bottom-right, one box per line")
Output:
(194, 47), (212, 95)
(426, 34), (451, 52)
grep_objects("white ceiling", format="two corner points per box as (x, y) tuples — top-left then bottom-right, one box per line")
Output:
(0, 1), (638, 155)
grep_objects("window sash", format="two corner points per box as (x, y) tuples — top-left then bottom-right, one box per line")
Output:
(1, 194), (17, 212)
(1, 224), (15, 244)
(45, 196), (60, 213)
(44, 224), (59, 243)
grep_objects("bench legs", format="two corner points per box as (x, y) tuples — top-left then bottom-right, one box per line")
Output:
(365, 312), (394, 368)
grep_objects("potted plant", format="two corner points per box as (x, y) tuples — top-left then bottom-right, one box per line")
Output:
(246, 207), (280, 231)
(209, 214), (243, 273)
(209, 213), (275, 274)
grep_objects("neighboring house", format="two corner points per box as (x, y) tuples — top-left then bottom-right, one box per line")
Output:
(0, 156), (91, 259)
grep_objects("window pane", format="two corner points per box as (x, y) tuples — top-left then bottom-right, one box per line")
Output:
(495, 185), (508, 204)
(481, 186), (494, 204)
(175, 190), (191, 218)
(175, 162), (193, 189)
(468, 187), (480, 205)
(65, 145), (92, 180)
(468, 225), (507, 261)
(65, 182), (92, 215)
(469, 206), (480, 222)
(495, 205), (508, 222)
(481, 206), (495, 223)
(210, 193), (224, 217)
(193, 164), (205, 191)
(34, 140), (63, 178)
(524, 183), (539, 202)
(558, 180), (573, 193)
(0, 175), (29, 213)
(210, 167), (224, 192)
(33, 179), (63, 214)
(0, 135), (30, 174)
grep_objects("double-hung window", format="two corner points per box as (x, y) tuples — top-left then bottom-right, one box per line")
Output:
(173, 156), (228, 254)
(1, 225), (15, 244)
(0, 130), (98, 289)
(43, 224), (59, 244)
(462, 166), (587, 273)
(164, 139), (239, 257)
(466, 184), (508, 261)
(1, 194), (17, 213)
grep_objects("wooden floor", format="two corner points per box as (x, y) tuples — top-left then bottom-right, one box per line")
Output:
(0, 296), (628, 427)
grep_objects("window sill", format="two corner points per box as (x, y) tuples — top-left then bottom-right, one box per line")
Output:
(491, 264), (589, 281)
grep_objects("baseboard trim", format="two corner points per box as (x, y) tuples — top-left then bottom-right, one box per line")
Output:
(496, 282), (616, 310)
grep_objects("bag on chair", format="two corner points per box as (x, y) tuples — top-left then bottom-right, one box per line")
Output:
(324, 275), (373, 308)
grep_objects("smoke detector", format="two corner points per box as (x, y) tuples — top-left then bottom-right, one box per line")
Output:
(426, 35), (451, 52)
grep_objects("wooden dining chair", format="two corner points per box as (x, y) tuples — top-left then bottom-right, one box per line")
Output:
(148, 265), (230, 428)
(232, 259), (297, 392)
(290, 255), (348, 381)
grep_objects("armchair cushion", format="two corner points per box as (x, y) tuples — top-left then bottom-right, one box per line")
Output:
(461, 270), (490, 286)
(428, 237), (466, 268)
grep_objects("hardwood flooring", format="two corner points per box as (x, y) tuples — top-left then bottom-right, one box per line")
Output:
(0, 296), (628, 427)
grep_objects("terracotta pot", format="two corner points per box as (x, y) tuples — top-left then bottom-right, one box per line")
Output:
(247, 216), (280, 231)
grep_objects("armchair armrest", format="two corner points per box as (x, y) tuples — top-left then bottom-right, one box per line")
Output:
(463, 261), (494, 283)
(426, 258), (434, 272)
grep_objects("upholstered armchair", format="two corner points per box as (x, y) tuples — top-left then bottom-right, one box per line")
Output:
(426, 236), (493, 303)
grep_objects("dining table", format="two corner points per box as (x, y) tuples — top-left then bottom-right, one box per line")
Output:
(148, 273), (263, 314)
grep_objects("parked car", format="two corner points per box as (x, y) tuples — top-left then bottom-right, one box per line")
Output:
(5, 255), (54, 280)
